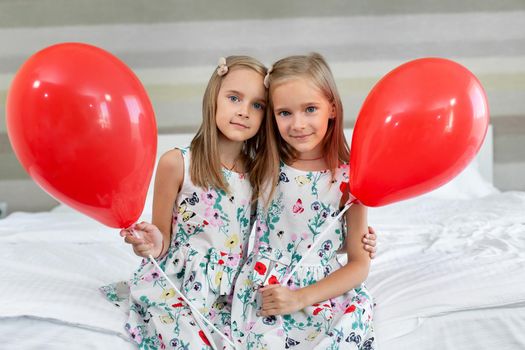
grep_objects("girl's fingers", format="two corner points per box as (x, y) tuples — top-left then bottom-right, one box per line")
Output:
(259, 308), (279, 316)
(259, 284), (280, 292)
(135, 221), (153, 231)
(365, 245), (376, 252)
(362, 238), (372, 247)
(135, 245), (154, 256)
(261, 291), (277, 300)
(368, 226), (376, 235)
(135, 243), (153, 252)
(124, 235), (145, 245)
(129, 230), (142, 240)
(262, 300), (276, 309)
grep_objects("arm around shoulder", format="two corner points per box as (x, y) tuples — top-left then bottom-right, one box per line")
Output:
(344, 202), (370, 281)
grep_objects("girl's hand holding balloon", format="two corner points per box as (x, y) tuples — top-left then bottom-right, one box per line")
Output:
(121, 222), (165, 259)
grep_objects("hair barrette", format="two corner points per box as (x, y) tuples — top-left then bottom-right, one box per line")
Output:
(217, 57), (228, 76)
(263, 65), (273, 88)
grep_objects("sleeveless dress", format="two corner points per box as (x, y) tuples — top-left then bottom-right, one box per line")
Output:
(231, 162), (376, 350)
(100, 147), (254, 349)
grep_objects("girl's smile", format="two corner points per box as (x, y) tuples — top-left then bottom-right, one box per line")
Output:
(271, 77), (333, 159)
(291, 133), (314, 141)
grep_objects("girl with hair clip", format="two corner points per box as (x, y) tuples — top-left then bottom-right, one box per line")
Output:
(101, 55), (377, 350)
(100, 56), (271, 350)
(231, 53), (376, 350)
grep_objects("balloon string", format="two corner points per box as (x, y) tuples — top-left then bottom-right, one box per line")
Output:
(148, 255), (237, 350)
(280, 199), (355, 286)
(127, 229), (237, 349)
(129, 227), (142, 239)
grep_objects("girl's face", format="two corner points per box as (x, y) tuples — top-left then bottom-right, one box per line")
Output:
(215, 68), (266, 143)
(271, 77), (333, 158)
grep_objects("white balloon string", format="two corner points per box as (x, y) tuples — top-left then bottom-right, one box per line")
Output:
(126, 227), (236, 349)
(280, 199), (355, 286)
(148, 254), (237, 350)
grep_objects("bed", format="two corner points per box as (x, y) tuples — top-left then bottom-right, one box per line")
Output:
(1, 128), (524, 349)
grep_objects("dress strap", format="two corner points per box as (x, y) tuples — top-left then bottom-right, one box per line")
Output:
(178, 147), (191, 174)
(173, 147), (193, 199)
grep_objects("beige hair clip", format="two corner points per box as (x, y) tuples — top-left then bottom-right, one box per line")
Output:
(263, 65), (273, 88)
(217, 57), (228, 76)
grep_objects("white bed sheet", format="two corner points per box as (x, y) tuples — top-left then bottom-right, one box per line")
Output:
(0, 210), (140, 349)
(0, 317), (135, 350)
(1, 192), (524, 349)
(367, 191), (525, 349)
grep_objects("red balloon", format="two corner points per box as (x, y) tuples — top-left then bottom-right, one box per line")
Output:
(6, 43), (157, 228)
(350, 58), (489, 207)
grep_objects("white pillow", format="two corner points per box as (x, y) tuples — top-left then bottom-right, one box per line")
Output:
(420, 158), (498, 200)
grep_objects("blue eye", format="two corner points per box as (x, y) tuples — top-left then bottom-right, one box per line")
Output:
(229, 95), (239, 102)
(306, 106), (317, 113)
(278, 111), (291, 117)
(253, 102), (264, 110)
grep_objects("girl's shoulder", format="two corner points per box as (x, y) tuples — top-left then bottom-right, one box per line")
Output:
(159, 146), (192, 166)
(156, 148), (186, 180)
(159, 147), (184, 164)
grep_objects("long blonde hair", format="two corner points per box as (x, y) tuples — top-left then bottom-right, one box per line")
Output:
(263, 53), (350, 197)
(190, 56), (270, 199)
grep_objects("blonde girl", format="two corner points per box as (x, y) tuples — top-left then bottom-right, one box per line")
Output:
(101, 56), (270, 350)
(231, 53), (376, 350)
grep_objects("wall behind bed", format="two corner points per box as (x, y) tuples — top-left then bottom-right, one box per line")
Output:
(0, 0), (524, 214)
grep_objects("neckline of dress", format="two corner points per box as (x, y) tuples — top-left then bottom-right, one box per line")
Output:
(282, 161), (329, 174)
(222, 167), (248, 176)
(185, 146), (248, 175)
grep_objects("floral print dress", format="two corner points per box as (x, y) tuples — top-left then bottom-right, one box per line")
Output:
(100, 148), (254, 350)
(231, 162), (376, 350)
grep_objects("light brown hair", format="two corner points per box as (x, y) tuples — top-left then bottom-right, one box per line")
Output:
(263, 52), (350, 198)
(190, 56), (270, 199)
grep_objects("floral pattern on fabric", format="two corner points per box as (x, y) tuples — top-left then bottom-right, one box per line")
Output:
(231, 162), (376, 350)
(101, 147), (254, 349)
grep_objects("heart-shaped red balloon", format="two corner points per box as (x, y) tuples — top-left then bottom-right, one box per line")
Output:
(350, 58), (489, 207)
(6, 43), (157, 228)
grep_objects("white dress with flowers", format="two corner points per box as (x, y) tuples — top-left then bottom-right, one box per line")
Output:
(100, 147), (253, 350)
(231, 162), (376, 350)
